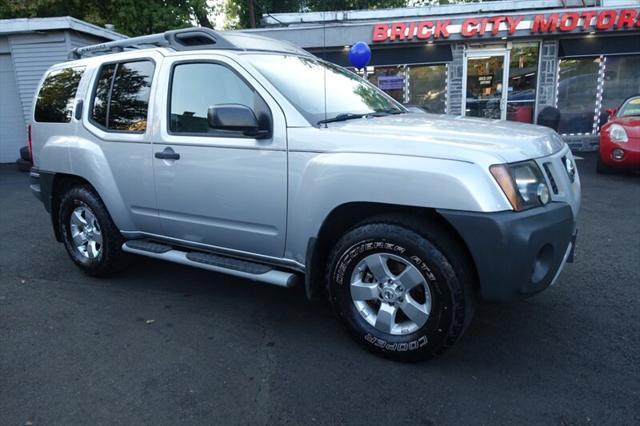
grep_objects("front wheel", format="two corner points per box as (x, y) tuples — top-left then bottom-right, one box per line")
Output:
(327, 218), (475, 362)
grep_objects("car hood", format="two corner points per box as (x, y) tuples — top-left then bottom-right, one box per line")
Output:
(325, 113), (565, 163)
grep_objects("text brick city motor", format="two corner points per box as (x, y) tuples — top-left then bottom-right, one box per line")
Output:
(372, 8), (640, 42)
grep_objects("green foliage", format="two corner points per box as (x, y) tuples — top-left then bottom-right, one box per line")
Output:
(0, 0), (487, 34)
(224, 0), (485, 29)
(225, 0), (408, 29)
(0, 0), (216, 36)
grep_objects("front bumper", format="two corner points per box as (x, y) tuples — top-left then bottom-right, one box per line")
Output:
(438, 203), (575, 302)
(600, 138), (640, 168)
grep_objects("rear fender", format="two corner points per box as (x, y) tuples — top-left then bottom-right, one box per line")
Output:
(64, 136), (135, 231)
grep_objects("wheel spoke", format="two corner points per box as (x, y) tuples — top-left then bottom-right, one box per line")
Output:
(71, 209), (87, 226)
(84, 209), (95, 225)
(365, 254), (392, 283)
(71, 230), (86, 247)
(396, 266), (425, 291)
(87, 240), (99, 258)
(350, 280), (379, 301)
(375, 302), (397, 334)
(399, 296), (429, 328)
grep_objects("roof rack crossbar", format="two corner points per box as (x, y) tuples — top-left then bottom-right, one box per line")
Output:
(68, 27), (239, 60)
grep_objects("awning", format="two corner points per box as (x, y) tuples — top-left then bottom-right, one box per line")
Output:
(311, 43), (453, 67)
(559, 35), (640, 58)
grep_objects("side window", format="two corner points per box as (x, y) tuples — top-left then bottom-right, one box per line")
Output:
(90, 60), (154, 132)
(34, 66), (85, 123)
(169, 62), (269, 135)
(92, 64), (115, 126)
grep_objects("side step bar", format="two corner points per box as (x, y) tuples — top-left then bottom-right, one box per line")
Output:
(122, 240), (298, 288)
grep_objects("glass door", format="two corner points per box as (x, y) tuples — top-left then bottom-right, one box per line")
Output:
(463, 50), (509, 120)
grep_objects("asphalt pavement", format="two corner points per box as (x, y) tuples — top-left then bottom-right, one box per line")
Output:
(1, 152), (639, 425)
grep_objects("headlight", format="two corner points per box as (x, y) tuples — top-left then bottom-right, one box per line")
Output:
(490, 161), (550, 211)
(609, 124), (628, 143)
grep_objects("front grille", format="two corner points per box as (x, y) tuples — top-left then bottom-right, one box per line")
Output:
(543, 162), (559, 194)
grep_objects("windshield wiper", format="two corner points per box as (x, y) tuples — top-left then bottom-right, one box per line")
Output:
(375, 109), (405, 115)
(317, 109), (404, 125)
(317, 113), (366, 125)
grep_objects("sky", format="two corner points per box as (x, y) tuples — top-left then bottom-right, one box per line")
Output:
(210, 0), (227, 29)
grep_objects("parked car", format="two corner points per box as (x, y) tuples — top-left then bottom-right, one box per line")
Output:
(598, 94), (640, 174)
(29, 28), (581, 362)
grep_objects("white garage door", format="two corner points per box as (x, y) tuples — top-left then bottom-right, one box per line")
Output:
(0, 54), (27, 163)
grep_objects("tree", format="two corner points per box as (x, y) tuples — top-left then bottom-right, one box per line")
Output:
(225, 0), (408, 29)
(0, 0), (218, 36)
(224, 0), (486, 29)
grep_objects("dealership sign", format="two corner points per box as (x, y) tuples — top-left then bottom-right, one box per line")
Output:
(372, 8), (640, 42)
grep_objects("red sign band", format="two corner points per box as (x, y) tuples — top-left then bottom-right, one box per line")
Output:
(371, 8), (640, 42)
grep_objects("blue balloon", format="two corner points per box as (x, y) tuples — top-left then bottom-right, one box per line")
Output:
(348, 42), (371, 69)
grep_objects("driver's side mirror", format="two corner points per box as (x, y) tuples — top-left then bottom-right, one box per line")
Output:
(207, 104), (270, 138)
(607, 108), (617, 119)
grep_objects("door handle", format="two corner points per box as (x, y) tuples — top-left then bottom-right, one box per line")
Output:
(155, 147), (180, 160)
(74, 100), (83, 120)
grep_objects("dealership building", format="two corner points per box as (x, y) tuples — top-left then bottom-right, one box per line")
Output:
(249, 0), (640, 150)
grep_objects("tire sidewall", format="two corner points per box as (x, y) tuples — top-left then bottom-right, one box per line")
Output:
(329, 226), (462, 359)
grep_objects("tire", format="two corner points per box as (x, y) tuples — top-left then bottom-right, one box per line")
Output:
(596, 156), (616, 174)
(58, 185), (130, 276)
(326, 216), (476, 362)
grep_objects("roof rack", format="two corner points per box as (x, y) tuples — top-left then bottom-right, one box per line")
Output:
(68, 27), (242, 60)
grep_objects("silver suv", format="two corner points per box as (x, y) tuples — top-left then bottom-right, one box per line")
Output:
(29, 28), (580, 361)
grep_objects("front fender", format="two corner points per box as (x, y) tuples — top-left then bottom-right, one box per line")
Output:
(285, 151), (512, 264)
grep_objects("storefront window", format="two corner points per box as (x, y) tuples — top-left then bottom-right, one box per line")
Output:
(557, 57), (600, 135)
(407, 65), (447, 114)
(601, 55), (640, 125)
(507, 43), (539, 123)
(368, 66), (405, 103)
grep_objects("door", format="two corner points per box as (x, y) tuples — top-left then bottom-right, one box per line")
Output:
(79, 57), (162, 235)
(463, 50), (509, 120)
(152, 56), (287, 258)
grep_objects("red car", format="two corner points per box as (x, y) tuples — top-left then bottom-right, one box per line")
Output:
(598, 94), (640, 173)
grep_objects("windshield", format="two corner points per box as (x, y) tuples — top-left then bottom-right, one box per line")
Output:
(246, 54), (405, 125)
(618, 96), (640, 118)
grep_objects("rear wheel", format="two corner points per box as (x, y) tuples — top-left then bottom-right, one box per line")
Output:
(58, 185), (130, 276)
(326, 217), (476, 362)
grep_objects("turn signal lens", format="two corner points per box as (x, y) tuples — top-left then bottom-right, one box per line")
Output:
(490, 164), (522, 211)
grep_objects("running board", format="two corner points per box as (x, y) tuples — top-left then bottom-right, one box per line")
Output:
(122, 240), (298, 288)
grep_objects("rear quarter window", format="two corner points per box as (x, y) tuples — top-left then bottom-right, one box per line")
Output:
(90, 60), (155, 133)
(34, 66), (85, 123)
